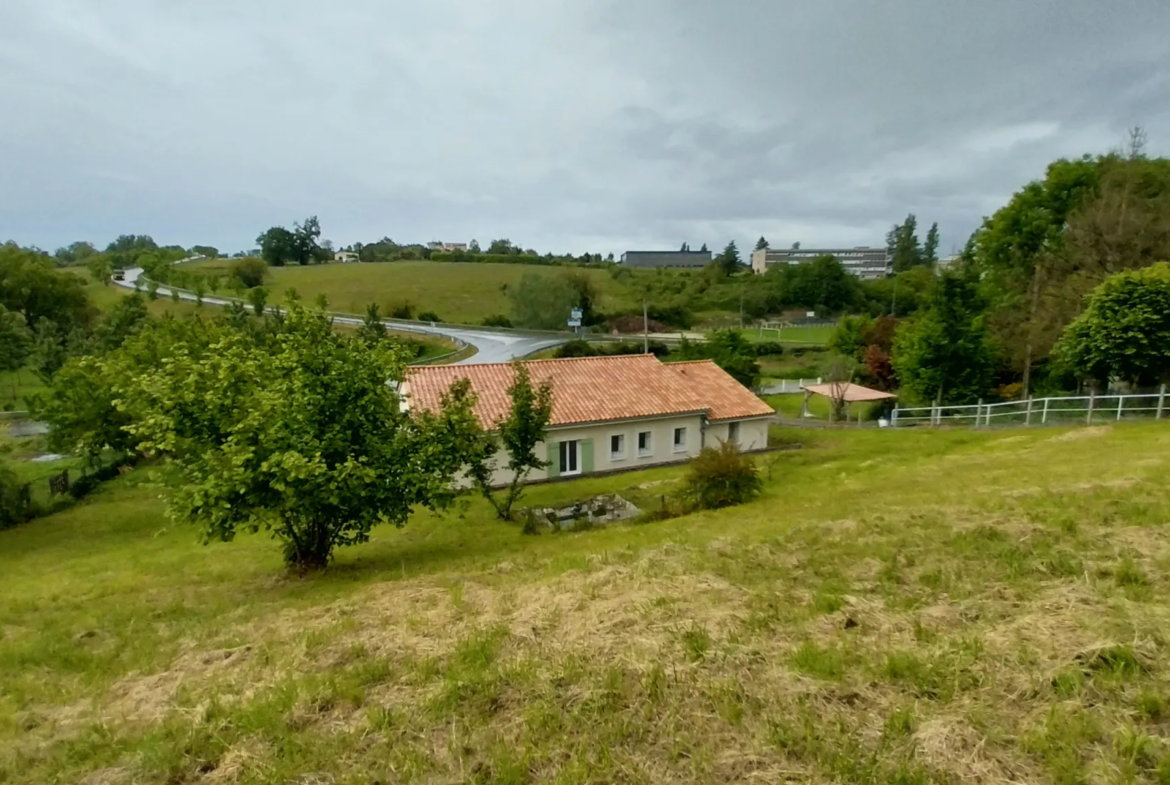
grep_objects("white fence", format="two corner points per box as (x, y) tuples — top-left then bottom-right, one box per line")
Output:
(759, 378), (823, 395)
(892, 388), (1170, 428)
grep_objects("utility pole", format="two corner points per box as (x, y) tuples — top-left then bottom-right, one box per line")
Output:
(643, 298), (649, 354)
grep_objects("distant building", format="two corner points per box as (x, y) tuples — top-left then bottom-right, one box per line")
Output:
(750, 247), (892, 280)
(334, 251), (359, 264)
(427, 241), (469, 253)
(620, 251), (713, 269)
(936, 254), (961, 272)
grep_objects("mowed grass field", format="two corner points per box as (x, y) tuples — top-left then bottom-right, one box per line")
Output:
(190, 260), (639, 325)
(5, 424), (1170, 783)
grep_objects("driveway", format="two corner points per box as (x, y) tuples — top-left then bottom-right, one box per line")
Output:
(114, 267), (567, 364)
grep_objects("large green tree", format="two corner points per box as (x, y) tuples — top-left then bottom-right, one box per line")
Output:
(716, 241), (741, 276)
(923, 223), (940, 268)
(509, 273), (579, 330)
(0, 306), (32, 373)
(0, 244), (93, 330)
(892, 273), (1000, 404)
(787, 255), (861, 314)
(1056, 263), (1170, 387)
(113, 305), (483, 570)
(887, 214), (921, 272)
(257, 226), (297, 267)
(675, 329), (761, 388)
(972, 149), (1170, 392)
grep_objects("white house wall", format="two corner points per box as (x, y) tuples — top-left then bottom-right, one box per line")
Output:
(476, 414), (771, 487)
(705, 418), (770, 453)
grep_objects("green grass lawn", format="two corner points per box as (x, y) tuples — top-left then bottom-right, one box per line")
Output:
(189, 260), (639, 326)
(750, 324), (836, 345)
(0, 369), (46, 412)
(5, 424), (1170, 782)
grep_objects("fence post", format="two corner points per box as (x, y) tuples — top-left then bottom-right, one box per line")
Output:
(1025, 396), (1033, 426)
(1117, 394), (1124, 422)
(1159, 385), (1166, 420)
(1042, 396), (1050, 425)
(891, 407), (899, 427)
(976, 398), (983, 428)
(1087, 390), (1095, 425)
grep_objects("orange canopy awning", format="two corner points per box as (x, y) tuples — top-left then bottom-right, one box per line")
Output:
(801, 382), (897, 403)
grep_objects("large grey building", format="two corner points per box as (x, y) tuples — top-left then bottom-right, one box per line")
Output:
(750, 247), (892, 280)
(620, 250), (713, 269)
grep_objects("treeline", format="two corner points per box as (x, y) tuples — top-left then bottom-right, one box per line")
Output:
(826, 130), (1170, 404)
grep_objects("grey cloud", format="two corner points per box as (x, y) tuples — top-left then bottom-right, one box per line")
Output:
(1, 0), (1168, 256)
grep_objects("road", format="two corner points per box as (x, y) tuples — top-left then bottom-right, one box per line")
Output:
(114, 267), (567, 364)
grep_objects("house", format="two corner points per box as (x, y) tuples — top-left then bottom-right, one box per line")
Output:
(403, 354), (775, 485)
(620, 250), (713, 269)
(750, 247), (892, 280)
(334, 251), (359, 264)
(427, 241), (469, 253)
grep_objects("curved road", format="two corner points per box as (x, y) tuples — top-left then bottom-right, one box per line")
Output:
(115, 267), (567, 364)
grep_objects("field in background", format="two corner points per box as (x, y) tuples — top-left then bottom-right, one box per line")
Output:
(5, 424), (1170, 782)
(185, 260), (837, 345)
(189, 260), (638, 325)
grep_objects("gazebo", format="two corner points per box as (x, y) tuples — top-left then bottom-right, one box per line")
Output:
(800, 381), (897, 423)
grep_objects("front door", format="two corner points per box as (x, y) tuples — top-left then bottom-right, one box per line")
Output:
(559, 440), (580, 476)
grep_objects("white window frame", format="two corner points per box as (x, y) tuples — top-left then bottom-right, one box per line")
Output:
(609, 432), (626, 462)
(559, 440), (581, 477)
(637, 430), (653, 458)
(673, 427), (688, 453)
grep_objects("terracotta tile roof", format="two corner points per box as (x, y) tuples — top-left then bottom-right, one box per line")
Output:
(405, 355), (773, 428)
(662, 361), (777, 421)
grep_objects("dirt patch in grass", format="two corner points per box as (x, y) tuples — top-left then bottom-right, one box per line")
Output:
(1050, 425), (1112, 442)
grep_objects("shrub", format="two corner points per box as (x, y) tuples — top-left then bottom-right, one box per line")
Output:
(0, 463), (32, 529)
(555, 339), (597, 358)
(482, 314), (513, 328)
(417, 311), (441, 323)
(755, 341), (785, 357)
(388, 302), (414, 320)
(230, 257), (268, 289)
(682, 441), (763, 511)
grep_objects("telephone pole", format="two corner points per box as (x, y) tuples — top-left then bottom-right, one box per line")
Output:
(643, 298), (649, 354)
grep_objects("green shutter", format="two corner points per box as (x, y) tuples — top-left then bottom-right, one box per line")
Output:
(547, 442), (560, 479)
(581, 438), (594, 474)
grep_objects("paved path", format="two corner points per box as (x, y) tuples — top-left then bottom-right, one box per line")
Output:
(114, 267), (567, 364)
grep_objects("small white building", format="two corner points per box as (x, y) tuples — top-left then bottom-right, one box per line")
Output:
(404, 355), (774, 486)
(335, 251), (359, 264)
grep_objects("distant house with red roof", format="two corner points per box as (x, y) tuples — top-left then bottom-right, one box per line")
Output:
(404, 354), (774, 485)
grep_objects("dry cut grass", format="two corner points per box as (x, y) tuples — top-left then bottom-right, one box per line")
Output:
(4, 425), (1170, 783)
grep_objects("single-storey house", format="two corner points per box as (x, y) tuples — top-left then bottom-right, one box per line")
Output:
(403, 354), (775, 485)
(334, 251), (360, 264)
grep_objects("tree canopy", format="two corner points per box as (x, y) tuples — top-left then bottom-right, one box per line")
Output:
(509, 273), (580, 330)
(104, 305), (484, 570)
(1056, 263), (1170, 387)
(892, 273), (1000, 404)
(0, 244), (94, 331)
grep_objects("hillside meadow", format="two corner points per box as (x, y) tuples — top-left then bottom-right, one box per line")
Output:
(4, 423), (1170, 783)
(0, 275), (463, 410)
(189, 260), (641, 325)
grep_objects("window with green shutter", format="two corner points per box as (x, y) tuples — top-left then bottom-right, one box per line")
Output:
(581, 438), (594, 473)
(546, 442), (560, 479)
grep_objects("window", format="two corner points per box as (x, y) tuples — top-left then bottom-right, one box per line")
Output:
(637, 431), (652, 457)
(728, 422), (740, 443)
(673, 427), (687, 452)
(558, 440), (580, 476)
(610, 433), (626, 461)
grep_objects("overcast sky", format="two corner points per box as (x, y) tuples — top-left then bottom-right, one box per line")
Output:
(3, 0), (1169, 257)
